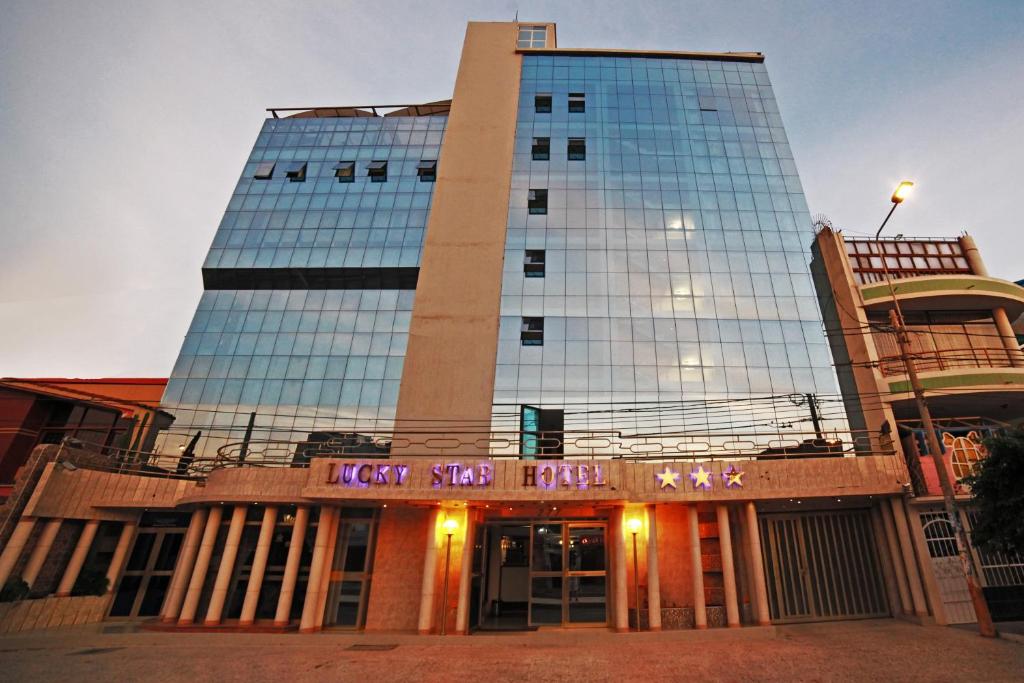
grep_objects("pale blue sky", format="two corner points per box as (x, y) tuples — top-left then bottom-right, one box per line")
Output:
(1, 0), (1022, 377)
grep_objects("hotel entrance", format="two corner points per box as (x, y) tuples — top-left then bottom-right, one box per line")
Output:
(474, 519), (608, 630)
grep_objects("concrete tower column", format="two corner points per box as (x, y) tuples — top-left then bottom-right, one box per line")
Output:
(0, 518), (36, 586)
(273, 506), (309, 626)
(887, 497), (929, 617)
(959, 234), (988, 276)
(744, 502), (771, 626)
(178, 505), (223, 625)
(299, 506), (335, 633)
(717, 505), (740, 627)
(22, 519), (62, 588)
(204, 505), (248, 625)
(688, 505), (707, 629)
(878, 502), (913, 615)
(315, 507), (341, 630)
(105, 522), (137, 593)
(56, 519), (100, 597)
(161, 507), (208, 622)
(613, 506), (629, 632)
(455, 508), (477, 635)
(417, 507), (441, 634)
(645, 505), (662, 631)
(240, 505), (278, 626)
(993, 308), (1024, 367)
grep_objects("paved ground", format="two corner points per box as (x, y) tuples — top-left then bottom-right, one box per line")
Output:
(0, 619), (1021, 682)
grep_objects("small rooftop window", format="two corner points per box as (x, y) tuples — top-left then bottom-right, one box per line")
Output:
(521, 317), (544, 346)
(367, 160), (388, 183)
(532, 137), (550, 161)
(524, 250), (546, 278)
(517, 25), (547, 49)
(284, 161), (307, 182)
(416, 160), (437, 182)
(567, 138), (586, 161)
(535, 94), (552, 114)
(568, 93), (585, 113)
(334, 161), (355, 183)
(528, 189), (548, 215)
(253, 161), (275, 180)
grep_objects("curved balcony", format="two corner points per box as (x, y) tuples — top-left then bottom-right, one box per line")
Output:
(880, 352), (1024, 417)
(860, 274), (1024, 317)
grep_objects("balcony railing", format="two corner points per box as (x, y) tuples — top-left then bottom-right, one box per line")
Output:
(877, 346), (1017, 377)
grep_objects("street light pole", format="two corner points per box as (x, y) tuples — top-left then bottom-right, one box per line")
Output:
(440, 517), (458, 636)
(875, 182), (996, 637)
(628, 517), (642, 631)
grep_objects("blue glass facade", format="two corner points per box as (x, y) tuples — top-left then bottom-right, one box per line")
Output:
(160, 114), (445, 454)
(493, 55), (838, 436)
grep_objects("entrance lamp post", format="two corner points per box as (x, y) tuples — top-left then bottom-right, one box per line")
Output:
(873, 180), (997, 637)
(628, 516), (642, 631)
(440, 516), (459, 635)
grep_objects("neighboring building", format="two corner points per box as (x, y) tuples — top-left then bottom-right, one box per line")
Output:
(0, 378), (172, 496)
(1, 23), (937, 636)
(813, 227), (1024, 623)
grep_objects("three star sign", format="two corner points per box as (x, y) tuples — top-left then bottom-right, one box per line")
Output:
(653, 463), (745, 491)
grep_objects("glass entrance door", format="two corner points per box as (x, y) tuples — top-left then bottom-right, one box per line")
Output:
(529, 522), (607, 627)
(323, 509), (378, 629)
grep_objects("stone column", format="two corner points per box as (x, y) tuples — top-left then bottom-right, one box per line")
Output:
(993, 308), (1024, 368)
(417, 507), (440, 634)
(22, 519), (62, 588)
(688, 505), (707, 629)
(204, 505), (248, 625)
(717, 504), (740, 627)
(878, 502), (912, 615)
(744, 502), (771, 626)
(613, 506), (629, 632)
(0, 518), (36, 586)
(161, 508), (208, 623)
(645, 505), (662, 631)
(959, 234), (987, 276)
(870, 506), (905, 617)
(299, 506), (335, 633)
(455, 509), (477, 635)
(315, 507), (341, 630)
(888, 497), (928, 617)
(56, 519), (100, 597)
(239, 505), (278, 626)
(178, 505), (223, 625)
(105, 522), (137, 594)
(273, 506), (309, 626)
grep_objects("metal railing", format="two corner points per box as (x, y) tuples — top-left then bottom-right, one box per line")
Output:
(877, 347), (1017, 377)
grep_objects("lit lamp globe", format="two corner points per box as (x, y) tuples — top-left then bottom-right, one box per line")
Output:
(628, 517), (642, 534)
(442, 518), (459, 536)
(890, 181), (914, 204)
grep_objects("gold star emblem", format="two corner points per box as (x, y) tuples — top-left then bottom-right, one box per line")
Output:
(690, 464), (713, 490)
(655, 465), (681, 489)
(723, 465), (745, 488)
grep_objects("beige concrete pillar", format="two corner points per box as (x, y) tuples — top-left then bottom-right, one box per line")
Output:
(22, 519), (62, 588)
(178, 505), (223, 625)
(315, 507), (341, 630)
(688, 505), (707, 629)
(959, 234), (988, 276)
(717, 504), (740, 627)
(870, 505), (907, 618)
(0, 518), (36, 587)
(273, 506), (309, 626)
(417, 507), (441, 634)
(56, 519), (100, 596)
(239, 505), (278, 626)
(105, 522), (137, 594)
(204, 505), (247, 625)
(161, 508), (208, 622)
(993, 307), (1024, 368)
(888, 497), (929, 617)
(645, 505), (662, 630)
(455, 509), (477, 634)
(613, 506), (629, 632)
(878, 501), (913, 615)
(299, 506), (335, 633)
(744, 502), (771, 626)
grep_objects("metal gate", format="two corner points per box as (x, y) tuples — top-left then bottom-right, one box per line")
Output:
(760, 510), (889, 623)
(920, 513), (975, 624)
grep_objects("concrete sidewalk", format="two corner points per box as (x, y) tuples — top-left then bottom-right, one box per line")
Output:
(0, 619), (1021, 682)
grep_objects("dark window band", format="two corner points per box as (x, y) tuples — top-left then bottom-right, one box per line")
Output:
(202, 267), (419, 290)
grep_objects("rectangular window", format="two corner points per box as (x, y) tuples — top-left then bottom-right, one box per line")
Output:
(524, 249), (546, 277)
(517, 25), (547, 49)
(567, 138), (586, 161)
(568, 92), (585, 113)
(367, 160), (388, 183)
(284, 161), (306, 182)
(521, 317), (544, 346)
(334, 161), (355, 183)
(416, 160), (437, 182)
(531, 137), (550, 161)
(520, 405), (564, 457)
(528, 189), (548, 215)
(535, 94), (552, 114)
(253, 161), (275, 180)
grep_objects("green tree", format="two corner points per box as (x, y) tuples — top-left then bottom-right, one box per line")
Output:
(963, 427), (1024, 555)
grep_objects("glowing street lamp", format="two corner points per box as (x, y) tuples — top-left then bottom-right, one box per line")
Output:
(440, 516), (459, 635)
(628, 516), (642, 631)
